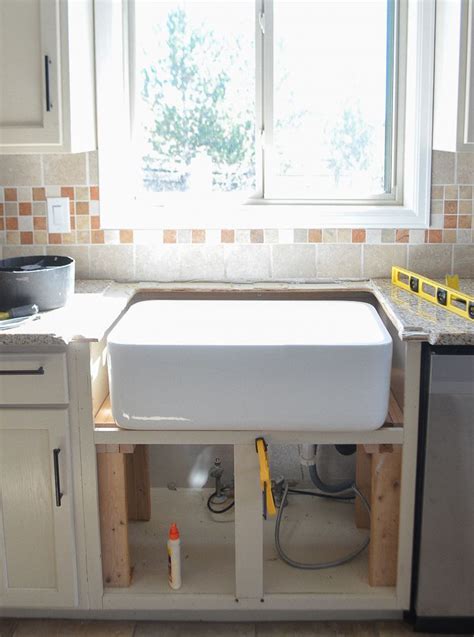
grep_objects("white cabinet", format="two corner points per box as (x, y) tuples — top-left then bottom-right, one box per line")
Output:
(0, 408), (77, 608)
(433, 0), (474, 151)
(0, 0), (96, 154)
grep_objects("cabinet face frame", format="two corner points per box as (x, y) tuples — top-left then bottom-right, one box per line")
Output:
(0, 0), (62, 148)
(0, 409), (77, 608)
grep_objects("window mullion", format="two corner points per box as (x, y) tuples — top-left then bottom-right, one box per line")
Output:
(262, 0), (274, 200)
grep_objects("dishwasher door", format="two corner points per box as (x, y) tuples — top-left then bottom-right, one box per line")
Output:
(411, 346), (474, 633)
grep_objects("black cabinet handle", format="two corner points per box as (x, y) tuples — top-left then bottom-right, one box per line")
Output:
(0, 366), (44, 376)
(53, 448), (63, 507)
(44, 55), (52, 112)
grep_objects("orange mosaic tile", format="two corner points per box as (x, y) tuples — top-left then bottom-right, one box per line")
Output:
(91, 216), (100, 230)
(0, 203), (4, 216)
(4, 188), (17, 202)
(164, 229), (177, 243)
(90, 186), (99, 201)
(396, 229), (409, 243)
(192, 229), (206, 243)
(33, 217), (47, 230)
(91, 230), (105, 244)
(120, 229), (134, 244)
(76, 202), (89, 215)
(5, 218), (18, 230)
(48, 233), (62, 244)
(426, 230), (442, 243)
(20, 232), (33, 245)
(352, 229), (366, 243)
(444, 200), (458, 214)
(19, 202), (32, 216)
(444, 215), (457, 229)
(308, 229), (322, 243)
(0, 219), (4, 231)
(32, 187), (46, 201)
(61, 187), (74, 199)
(70, 201), (75, 215)
(221, 229), (235, 243)
(250, 229), (264, 243)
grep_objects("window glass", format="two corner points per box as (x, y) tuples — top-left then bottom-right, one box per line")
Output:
(270, 0), (393, 199)
(133, 0), (256, 197)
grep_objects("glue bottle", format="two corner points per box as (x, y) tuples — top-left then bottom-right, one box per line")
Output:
(167, 523), (182, 590)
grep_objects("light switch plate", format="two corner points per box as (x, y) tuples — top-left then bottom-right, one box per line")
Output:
(47, 197), (70, 233)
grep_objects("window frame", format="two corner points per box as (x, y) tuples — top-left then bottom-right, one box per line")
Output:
(95, 0), (435, 229)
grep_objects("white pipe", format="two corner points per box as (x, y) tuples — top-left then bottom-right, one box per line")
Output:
(299, 444), (316, 466)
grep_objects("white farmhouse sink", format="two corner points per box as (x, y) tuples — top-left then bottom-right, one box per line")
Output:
(107, 300), (392, 431)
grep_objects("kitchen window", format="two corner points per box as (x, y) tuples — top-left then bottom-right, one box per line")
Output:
(95, 0), (435, 229)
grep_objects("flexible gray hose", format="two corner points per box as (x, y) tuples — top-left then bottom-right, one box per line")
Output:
(308, 445), (354, 494)
(274, 482), (371, 570)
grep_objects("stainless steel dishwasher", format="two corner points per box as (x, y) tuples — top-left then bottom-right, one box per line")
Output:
(409, 345), (474, 634)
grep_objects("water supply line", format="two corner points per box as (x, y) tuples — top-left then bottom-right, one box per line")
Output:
(272, 444), (370, 570)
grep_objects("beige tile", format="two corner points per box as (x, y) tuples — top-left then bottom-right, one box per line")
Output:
(2, 245), (45, 259)
(0, 155), (42, 186)
(43, 153), (87, 185)
(317, 244), (362, 278)
(46, 245), (90, 279)
(293, 228), (308, 243)
(179, 245), (225, 281)
(337, 229), (352, 243)
(322, 228), (337, 243)
(135, 622), (255, 637)
(224, 244), (271, 281)
(381, 229), (395, 243)
(456, 152), (474, 185)
(264, 229), (279, 243)
(89, 245), (133, 280)
(135, 244), (181, 281)
(408, 245), (453, 277)
(271, 244), (317, 279)
(431, 150), (455, 185)
(13, 619), (135, 637)
(453, 244), (474, 277)
(363, 245), (407, 278)
(88, 150), (99, 184)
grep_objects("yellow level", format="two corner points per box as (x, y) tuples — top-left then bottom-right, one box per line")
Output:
(391, 266), (474, 322)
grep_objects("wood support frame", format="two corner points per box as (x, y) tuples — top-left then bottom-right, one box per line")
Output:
(96, 444), (150, 587)
(355, 443), (402, 587)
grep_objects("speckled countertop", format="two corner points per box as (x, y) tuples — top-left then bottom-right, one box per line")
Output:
(0, 278), (473, 347)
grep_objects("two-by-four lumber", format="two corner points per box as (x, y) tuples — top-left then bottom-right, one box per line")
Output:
(368, 445), (402, 587)
(126, 445), (151, 521)
(96, 452), (132, 587)
(355, 445), (371, 529)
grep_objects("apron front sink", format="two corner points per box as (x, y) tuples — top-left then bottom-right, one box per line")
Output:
(107, 299), (392, 431)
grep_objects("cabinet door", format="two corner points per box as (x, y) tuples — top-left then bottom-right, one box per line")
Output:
(0, 0), (61, 147)
(0, 410), (77, 608)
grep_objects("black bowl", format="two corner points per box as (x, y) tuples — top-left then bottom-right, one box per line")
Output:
(0, 255), (75, 311)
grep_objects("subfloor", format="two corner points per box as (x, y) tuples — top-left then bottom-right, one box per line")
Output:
(0, 619), (470, 636)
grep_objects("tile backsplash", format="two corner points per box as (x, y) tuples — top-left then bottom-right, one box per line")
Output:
(0, 150), (472, 281)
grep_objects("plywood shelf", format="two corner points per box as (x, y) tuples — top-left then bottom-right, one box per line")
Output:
(94, 392), (404, 446)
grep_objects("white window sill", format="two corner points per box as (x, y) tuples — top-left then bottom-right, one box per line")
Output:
(103, 200), (431, 230)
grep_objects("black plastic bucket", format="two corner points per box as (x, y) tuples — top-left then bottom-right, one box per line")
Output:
(0, 256), (75, 311)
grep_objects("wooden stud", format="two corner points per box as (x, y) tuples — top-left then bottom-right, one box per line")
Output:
(368, 445), (402, 587)
(355, 445), (371, 529)
(126, 445), (151, 522)
(97, 451), (131, 587)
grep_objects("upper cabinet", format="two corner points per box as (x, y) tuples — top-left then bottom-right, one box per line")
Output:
(433, 0), (474, 152)
(0, 0), (96, 154)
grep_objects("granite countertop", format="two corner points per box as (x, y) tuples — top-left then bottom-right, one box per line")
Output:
(0, 278), (473, 347)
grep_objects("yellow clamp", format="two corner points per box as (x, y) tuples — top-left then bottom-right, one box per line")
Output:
(255, 437), (276, 518)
